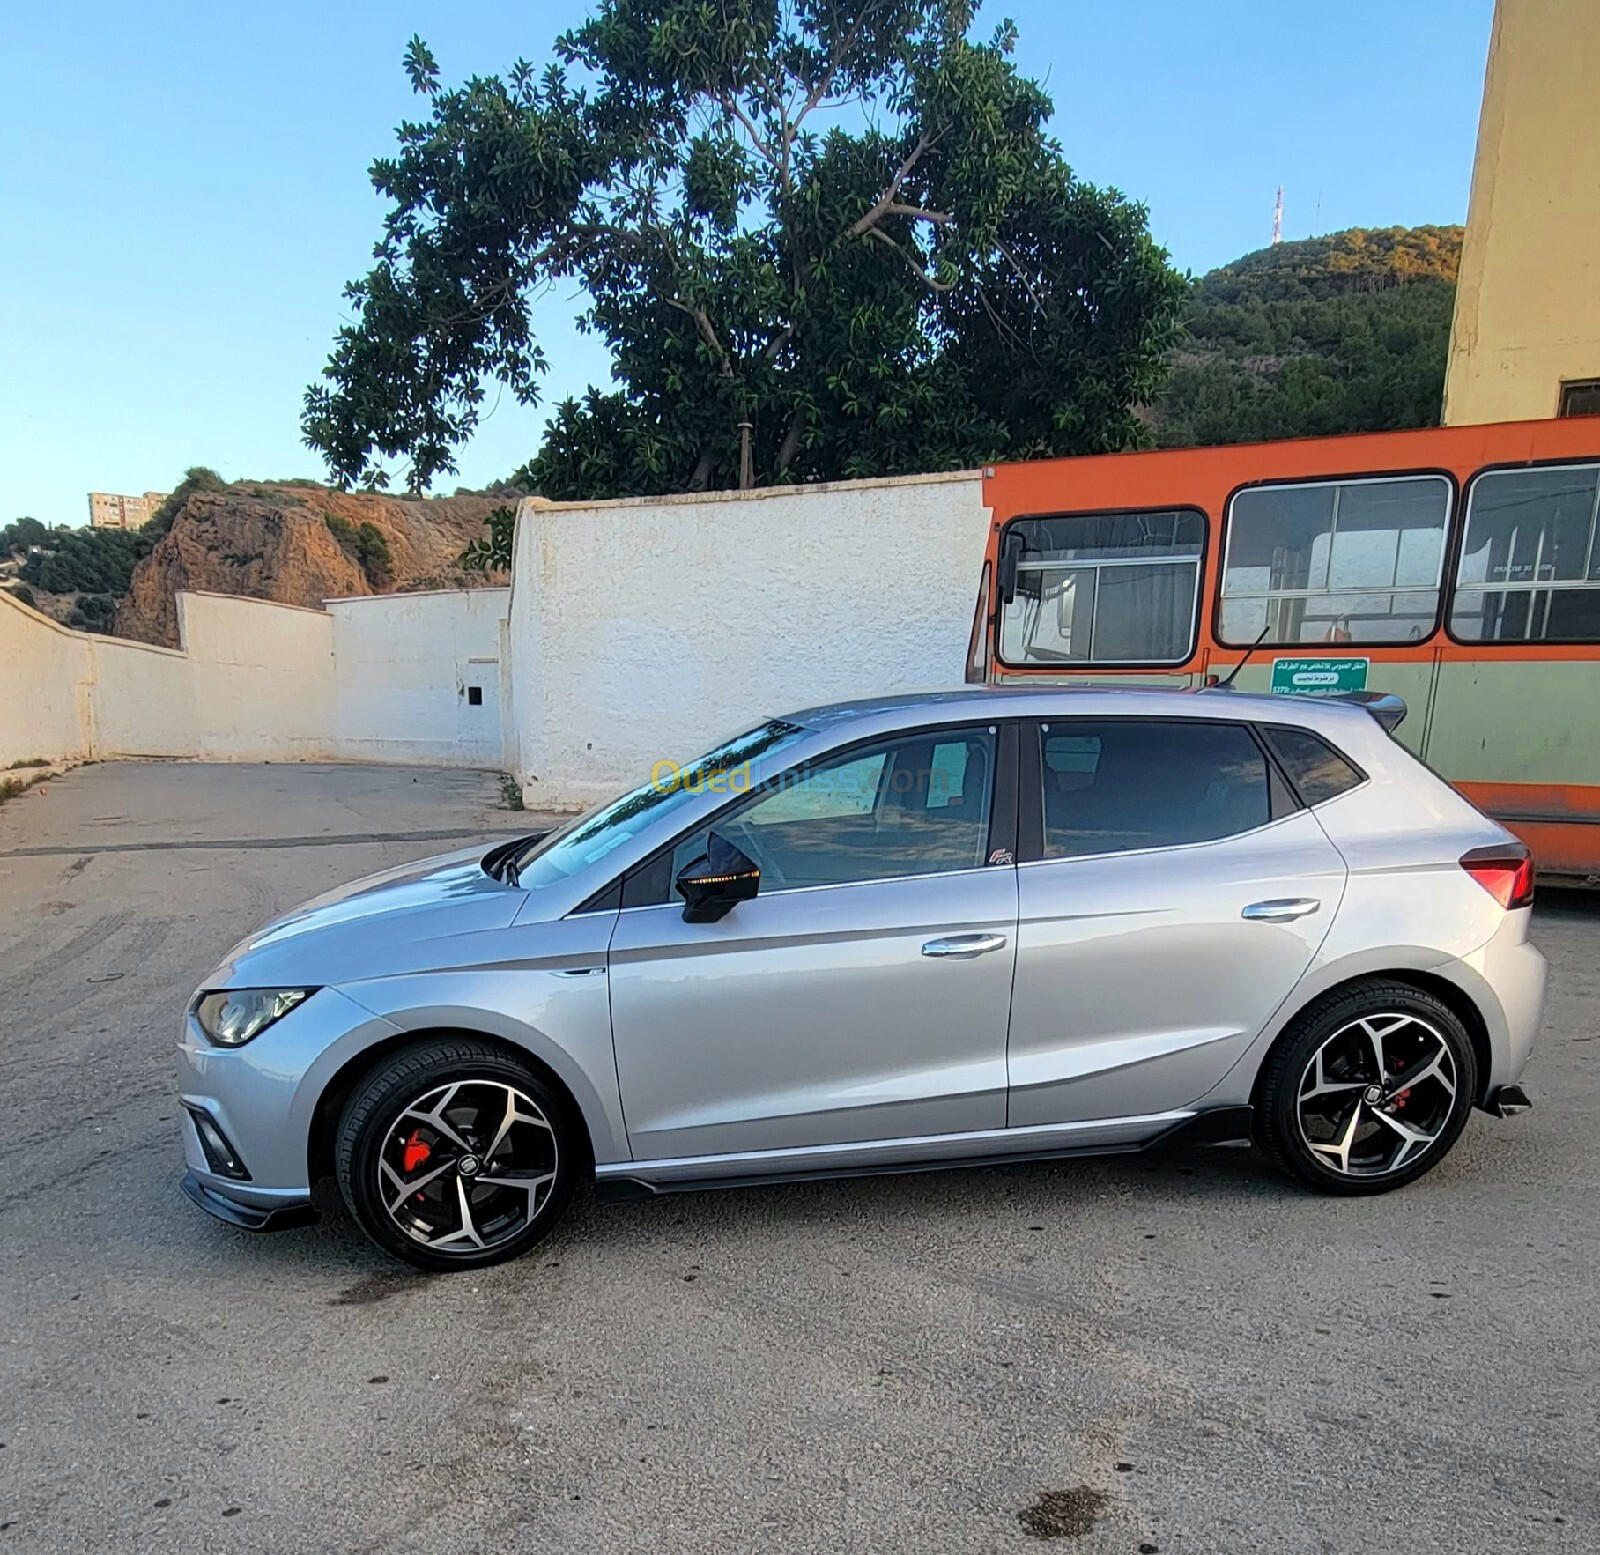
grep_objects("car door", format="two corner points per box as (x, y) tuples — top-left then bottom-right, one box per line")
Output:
(607, 723), (1019, 1162)
(1008, 716), (1347, 1127)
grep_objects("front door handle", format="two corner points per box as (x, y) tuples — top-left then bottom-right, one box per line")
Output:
(921, 933), (1008, 958)
(1241, 898), (1321, 923)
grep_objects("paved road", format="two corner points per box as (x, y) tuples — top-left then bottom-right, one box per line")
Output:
(2, 762), (1596, 1554)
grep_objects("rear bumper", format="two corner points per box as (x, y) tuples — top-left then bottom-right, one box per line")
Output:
(180, 1171), (319, 1232)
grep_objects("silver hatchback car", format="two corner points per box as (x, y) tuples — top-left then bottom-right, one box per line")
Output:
(178, 687), (1545, 1271)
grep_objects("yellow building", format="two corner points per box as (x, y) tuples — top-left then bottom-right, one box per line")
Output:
(1443, 0), (1600, 423)
(87, 491), (168, 530)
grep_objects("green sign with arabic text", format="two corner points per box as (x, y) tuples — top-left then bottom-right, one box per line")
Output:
(1269, 657), (1370, 696)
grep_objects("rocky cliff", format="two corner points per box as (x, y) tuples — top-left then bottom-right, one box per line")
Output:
(113, 484), (509, 647)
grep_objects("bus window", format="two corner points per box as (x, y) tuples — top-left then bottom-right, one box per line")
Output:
(1451, 463), (1600, 642)
(997, 508), (1203, 666)
(1218, 475), (1450, 646)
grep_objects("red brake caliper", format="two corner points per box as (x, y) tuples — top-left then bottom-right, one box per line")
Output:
(402, 1130), (432, 1173)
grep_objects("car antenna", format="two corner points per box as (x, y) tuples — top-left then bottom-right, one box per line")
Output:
(1216, 623), (1271, 690)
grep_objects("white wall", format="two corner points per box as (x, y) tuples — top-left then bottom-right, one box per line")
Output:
(0, 593), (94, 767)
(328, 588), (510, 766)
(509, 472), (986, 807)
(0, 585), (510, 770)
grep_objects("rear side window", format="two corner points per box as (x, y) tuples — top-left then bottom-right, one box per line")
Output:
(1260, 726), (1366, 806)
(1038, 720), (1288, 859)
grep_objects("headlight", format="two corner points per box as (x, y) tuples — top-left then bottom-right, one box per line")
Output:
(193, 988), (316, 1047)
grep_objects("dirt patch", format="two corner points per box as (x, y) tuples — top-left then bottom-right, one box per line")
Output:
(1017, 1487), (1109, 1539)
(328, 1271), (427, 1307)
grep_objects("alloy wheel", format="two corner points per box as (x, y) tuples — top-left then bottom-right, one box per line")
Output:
(377, 1079), (559, 1253)
(1296, 1012), (1459, 1179)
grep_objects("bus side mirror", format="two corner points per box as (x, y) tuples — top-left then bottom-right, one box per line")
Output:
(998, 531), (1024, 605)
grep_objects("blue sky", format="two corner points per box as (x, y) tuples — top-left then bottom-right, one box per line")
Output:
(0, 0), (1493, 526)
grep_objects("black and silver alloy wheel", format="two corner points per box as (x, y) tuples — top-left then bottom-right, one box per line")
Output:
(336, 1039), (580, 1270)
(1296, 1013), (1457, 1177)
(377, 1079), (558, 1254)
(1258, 981), (1477, 1196)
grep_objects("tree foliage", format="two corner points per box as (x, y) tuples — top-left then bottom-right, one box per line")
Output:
(459, 506), (518, 572)
(304, 0), (1187, 500)
(143, 466), (226, 542)
(1152, 226), (1462, 447)
(19, 525), (151, 597)
(0, 516), (49, 556)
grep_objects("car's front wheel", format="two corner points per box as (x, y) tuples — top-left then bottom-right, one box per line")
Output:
(335, 1038), (581, 1271)
(1257, 981), (1478, 1195)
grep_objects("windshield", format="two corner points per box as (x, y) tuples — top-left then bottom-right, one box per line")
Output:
(510, 719), (807, 889)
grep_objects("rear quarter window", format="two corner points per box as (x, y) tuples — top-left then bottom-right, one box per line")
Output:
(1260, 725), (1367, 806)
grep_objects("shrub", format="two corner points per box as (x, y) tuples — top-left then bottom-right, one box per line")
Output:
(324, 513), (393, 587)
(9, 582), (35, 606)
(142, 466), (226, 541)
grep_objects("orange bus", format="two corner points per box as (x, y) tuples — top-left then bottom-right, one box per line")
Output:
(969, 418), (1600, 881)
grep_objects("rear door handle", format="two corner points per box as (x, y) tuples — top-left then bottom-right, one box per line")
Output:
(921, 933), (1008, 958)
(1241, 898), (1321, 922)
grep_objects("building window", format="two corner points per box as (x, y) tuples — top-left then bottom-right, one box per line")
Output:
(1451, 462), (1600, 642)
(998, 509), (1204, 666)
(1218, 475), (1450, 646)
(466, 685), (484, 706)
(1559, 380), (1600, 418)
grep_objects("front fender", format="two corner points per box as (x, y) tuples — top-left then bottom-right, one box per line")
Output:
(336, 912), (627, 1164)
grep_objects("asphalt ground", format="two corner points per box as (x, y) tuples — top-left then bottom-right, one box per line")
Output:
(1, 760), (1596, 1554)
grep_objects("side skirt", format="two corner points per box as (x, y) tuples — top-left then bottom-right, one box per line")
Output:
(593, 1106), (1254, 1204)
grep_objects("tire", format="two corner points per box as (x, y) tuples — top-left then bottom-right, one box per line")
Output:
(1255, 981), (1478, 1196)
(335, 1037), (582, 1272)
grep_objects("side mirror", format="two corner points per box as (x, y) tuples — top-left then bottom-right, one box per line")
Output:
(675, 833), (760, 922)
(998, 530), (1025, 605)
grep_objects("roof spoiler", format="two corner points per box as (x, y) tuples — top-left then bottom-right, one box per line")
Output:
(1331, 690), (1407, 732)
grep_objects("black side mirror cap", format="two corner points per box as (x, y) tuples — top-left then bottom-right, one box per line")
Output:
(675, 833), (760, 922)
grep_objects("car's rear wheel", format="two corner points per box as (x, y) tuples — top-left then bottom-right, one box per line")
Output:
(1257, 982), (1478, 1195)
(334, 1038), (580, 1271)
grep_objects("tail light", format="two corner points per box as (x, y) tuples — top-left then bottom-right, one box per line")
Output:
(1460, 845), (1535, 910)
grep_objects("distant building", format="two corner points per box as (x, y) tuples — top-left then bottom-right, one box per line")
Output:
(87, 491), (168, 531)
(1444, 0), (1600, 423)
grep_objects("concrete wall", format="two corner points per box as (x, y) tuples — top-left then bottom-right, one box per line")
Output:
(0, 593), (94, 768)
(1444, 0), (1600, 423)
(0, 585), (510, 770)
(327, 589), (509, 767)
(509, 472), (985, 807)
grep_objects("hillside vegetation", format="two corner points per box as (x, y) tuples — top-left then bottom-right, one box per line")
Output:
(1151, 225), (1463, 447)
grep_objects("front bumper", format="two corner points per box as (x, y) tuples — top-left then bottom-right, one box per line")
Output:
(180, 1171), (319, 1232)
(177, 984), (405, 1213)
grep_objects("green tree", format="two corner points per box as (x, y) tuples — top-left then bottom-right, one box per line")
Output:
(1152, 226), (1463, 447)
(303, 1), (1187, 500)
(21, 527), (150, 596)
(0, 517), (49, 555)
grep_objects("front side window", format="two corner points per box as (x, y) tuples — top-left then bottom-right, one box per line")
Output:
(1219, 476), (1450, 645)
(1451, 463), (1600, 643)
(999, 509), (1203, 666)
(669, 728), (998, 891)
(1038, 719), (1282, 859)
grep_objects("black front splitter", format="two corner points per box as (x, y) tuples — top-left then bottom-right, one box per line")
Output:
(181, 1172), (320, 1232)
